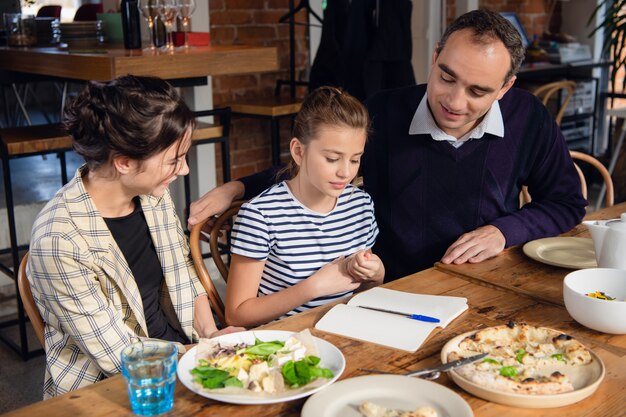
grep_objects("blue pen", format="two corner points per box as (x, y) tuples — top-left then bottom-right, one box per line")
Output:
(357, 305), (441, 323)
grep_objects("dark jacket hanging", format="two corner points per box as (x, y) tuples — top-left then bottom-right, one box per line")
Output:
(310, 0), (416, 101)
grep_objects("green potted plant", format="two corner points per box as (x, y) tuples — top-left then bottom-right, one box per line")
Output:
(588, 0), (626, 95)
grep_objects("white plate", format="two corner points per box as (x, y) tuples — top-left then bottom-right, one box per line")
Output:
(441, 327), (605, 408)
(523, 237), (597, 269)
(177, 330), (345, 405)
(301, 375), (473, 417)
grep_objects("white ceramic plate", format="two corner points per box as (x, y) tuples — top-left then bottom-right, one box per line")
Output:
(441, 328), (605, 408)
(177, 330), (345, 405)
(523, 237), (597, 269)
(301, 375), (473, 417)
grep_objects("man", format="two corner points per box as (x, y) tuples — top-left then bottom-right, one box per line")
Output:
(188, 9), (586, 281)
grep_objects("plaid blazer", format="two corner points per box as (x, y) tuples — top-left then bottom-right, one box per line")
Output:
(27, 167), (206, 398)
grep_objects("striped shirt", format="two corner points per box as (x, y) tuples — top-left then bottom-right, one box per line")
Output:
(231, 181), (379, 316)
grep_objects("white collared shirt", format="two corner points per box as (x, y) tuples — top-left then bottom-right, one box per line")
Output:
(408, 93), (505, 148)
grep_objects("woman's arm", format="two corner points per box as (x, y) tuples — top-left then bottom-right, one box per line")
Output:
(29, 238), (135, 376)
(193, 295), (219, 337)
(193, 295), (244, 337)
(225, 254), (360, 327)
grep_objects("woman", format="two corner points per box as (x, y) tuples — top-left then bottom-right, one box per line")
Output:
(28, 75), (238, 398)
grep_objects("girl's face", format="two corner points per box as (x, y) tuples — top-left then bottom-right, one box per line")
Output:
(293, 125), (366, 200)
(124, 128), (192, 197)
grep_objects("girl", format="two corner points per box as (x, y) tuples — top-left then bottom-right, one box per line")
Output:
(225, 86), (385, 327)
(28, 75), (239, 398)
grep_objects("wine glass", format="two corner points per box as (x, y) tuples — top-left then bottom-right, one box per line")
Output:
(155, 0), (180, 50)
(138, 0), (159, 51)
(177, 0), (196, 49)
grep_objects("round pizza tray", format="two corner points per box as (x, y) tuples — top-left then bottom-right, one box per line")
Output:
(440, 327), (605, 408)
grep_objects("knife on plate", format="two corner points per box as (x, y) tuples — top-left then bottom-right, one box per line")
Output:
(358, 353), (488, 379)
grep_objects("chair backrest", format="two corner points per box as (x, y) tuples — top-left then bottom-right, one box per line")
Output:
(37, 5), (62, 18)
(520, 151), (614, 209)
(17, 252), (45, 348)
(569, 150), (614, 208)
(190, 220), (228, 327)
(208, 201), (244, 282)
(73, 3), (103, 21)
(532, 80), (577, 125)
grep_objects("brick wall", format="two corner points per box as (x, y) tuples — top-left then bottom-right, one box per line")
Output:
(210, 1), (555, 185)
(209, 0), (309, 183)
(445, 0), (550, 39)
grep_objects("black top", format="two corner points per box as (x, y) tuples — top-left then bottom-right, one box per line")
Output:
(104, 198), (189, 344)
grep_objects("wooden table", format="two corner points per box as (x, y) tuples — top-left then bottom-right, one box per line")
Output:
(436, 203), (626, 308)
(4, 219), (624, 417)
(0, 44), (278, 81)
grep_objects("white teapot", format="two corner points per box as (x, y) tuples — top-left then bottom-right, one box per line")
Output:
(583, 213), (626, 270)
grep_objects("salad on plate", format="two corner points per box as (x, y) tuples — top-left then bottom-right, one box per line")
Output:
(190, 329), (334, 395)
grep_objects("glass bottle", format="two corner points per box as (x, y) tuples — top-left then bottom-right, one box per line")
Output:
(121, 0), (142, 49)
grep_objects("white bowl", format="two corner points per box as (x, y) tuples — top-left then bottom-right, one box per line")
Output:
(563, 268), (626, 334)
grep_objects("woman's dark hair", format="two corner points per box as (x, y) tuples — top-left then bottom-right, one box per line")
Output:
(284, 86), (369, 178)
(64, 75), (195, 173)
(435, 9), (525, 84)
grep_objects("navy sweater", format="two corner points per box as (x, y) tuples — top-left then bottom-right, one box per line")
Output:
(242, 84), (587, 281)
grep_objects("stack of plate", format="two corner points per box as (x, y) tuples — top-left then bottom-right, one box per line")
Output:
(59, 21), (103, 47)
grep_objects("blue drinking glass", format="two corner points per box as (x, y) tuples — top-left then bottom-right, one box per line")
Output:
(121, 339), (178, 416)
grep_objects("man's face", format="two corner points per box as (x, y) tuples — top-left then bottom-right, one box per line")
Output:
(426, 29), (516, 139)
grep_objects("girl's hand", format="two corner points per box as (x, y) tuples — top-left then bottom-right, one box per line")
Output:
(347, 250), (384, 284)
(308, 256), (360, 298)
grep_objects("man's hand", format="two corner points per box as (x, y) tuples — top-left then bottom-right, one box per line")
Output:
(441, 225), (505, 265)
(187, 181), (245, 229)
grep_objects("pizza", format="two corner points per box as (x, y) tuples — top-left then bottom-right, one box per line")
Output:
(445, 322), (593, 395)
(359, 401), (438, 417)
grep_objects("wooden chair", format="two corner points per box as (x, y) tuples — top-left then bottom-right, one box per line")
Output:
(229, 82), (303, 166)
(17, 252), (45, 348)
(520, 151), (614, 208)
(532, 80), (577, 126)
(189, 200), (245, 327)
(190, 200), (244, 285)
(521, 80), (579, 206)
(73, 3), (103, 21)
(570, 150), (614, 207)
(207, 201), (245, 282)
(189, 199), (238, 326)
(37, 5), (62, 18)
(189, 230), (226, 326)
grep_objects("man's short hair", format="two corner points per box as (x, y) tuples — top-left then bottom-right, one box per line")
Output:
(435, 9), (525, 84)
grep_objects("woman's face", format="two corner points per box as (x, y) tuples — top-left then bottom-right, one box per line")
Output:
(125, 128), (192, 197)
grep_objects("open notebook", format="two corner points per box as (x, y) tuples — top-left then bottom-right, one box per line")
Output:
(315, 287), (468, 351)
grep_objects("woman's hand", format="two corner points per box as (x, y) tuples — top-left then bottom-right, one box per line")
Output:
(209, 326), (245, 338)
